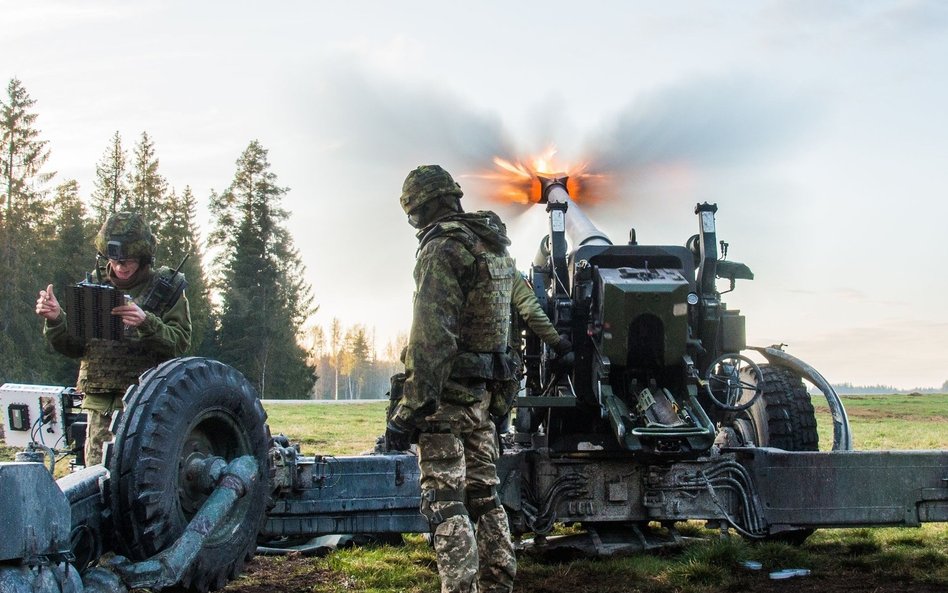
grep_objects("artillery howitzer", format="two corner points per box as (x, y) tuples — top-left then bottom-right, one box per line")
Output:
(1, 179), (946, 592)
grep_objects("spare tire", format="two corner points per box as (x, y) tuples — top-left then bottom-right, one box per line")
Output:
(105, 357), (270, 592)
(741, 364), (818, 451)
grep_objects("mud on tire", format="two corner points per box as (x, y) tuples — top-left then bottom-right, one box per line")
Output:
(742, 364), (818, 451)
(105, 357), (270, 592)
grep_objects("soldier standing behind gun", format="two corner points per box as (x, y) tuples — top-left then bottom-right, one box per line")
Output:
(386, 165), (519, 593)
(34, 212), (191, 466)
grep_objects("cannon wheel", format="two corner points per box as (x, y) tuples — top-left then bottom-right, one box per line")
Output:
(737, 363), (817, 545)
(740, 364), (818, 451)
(105, 357), (270, 592)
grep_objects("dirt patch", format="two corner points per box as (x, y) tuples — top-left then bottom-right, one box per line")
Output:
(224, 554), (351, 593)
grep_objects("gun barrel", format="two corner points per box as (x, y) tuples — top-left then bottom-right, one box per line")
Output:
(539, 176), (612, 248)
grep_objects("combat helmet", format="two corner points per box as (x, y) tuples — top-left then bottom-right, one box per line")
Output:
(94, 211), (156, 265)
(399, 165), (463, 215)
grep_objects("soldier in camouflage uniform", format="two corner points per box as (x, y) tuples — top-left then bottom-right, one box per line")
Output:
(386, 165), (518, 593)
(35, 212), (191, 465)
(491, 216), (573, 422)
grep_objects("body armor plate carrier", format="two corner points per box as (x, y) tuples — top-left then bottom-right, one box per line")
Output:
(79, 266), (186, 393)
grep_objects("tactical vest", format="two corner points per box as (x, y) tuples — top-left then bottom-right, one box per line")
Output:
(78, 340), (162, 393)
(460, 246), (515, 352)
(79, 267), (185, 393)
(422, 222), (515, 353)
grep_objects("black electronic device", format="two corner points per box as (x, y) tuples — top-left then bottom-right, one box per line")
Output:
(63, 282), (126, 342)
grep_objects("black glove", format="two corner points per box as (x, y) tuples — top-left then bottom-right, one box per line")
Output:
(385, 403), (425, 452)
(554, 337), (572, 356)
(552, 336), (574, 371)
(385, 415), (415, 452)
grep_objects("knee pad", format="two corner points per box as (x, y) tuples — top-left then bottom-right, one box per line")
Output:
(466, 485), (501, 524)
(421, 487), (468, 527)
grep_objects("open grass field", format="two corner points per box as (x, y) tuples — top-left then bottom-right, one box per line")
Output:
(2, 394), (946, 592)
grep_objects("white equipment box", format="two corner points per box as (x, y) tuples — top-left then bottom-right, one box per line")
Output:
(0, 384), (68, 448)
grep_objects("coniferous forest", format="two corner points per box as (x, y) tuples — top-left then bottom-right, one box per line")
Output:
(0, 78), (399, 399)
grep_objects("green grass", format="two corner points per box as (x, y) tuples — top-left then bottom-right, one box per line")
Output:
(813, 392), (948, 450)
(265, 401), (389, 456)
(259, 393), (948, 458)
(0, 443), (16, 462)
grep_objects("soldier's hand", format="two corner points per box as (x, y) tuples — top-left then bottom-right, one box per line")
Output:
(554, 337), (572, 356)
(385, 416), (415, 452)
(385, 403), (422, 452)
(36, 284), (62, 321)
(552, 336), (575, 371)
(112, 301), (146, 328)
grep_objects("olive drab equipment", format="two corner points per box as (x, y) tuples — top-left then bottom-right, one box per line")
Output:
(78, 259), (188, 393)
(417, 220), (516, 353)
(94, 212), (157, 264)
(400, 164), (464, 215)
(79, 340), (163, 393)
(139, 253), (190, 317)
(457, 240), (515, 353)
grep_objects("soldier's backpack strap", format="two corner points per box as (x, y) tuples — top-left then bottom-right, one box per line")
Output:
(139, 266), (188, 316)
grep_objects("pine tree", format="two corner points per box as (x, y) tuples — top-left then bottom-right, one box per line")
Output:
(90, 131), (128, 224)
(157, 188), (187, 265)
(305, 324), (325, 397)
(47, 180), (94, 288)
(179, 186), (212, 355)
(126, 131), (167, 225)
(344, 325), (372, 399)
(0, 78), (56, 382)
(159, 186), (212, 354)
(43, 179), (94, 383)
(330, 318), (342, 400)
(208, 140), (316, 397)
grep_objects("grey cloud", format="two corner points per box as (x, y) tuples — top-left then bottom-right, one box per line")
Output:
(584, 75), (818, 176)
(290, 60), (514, 176)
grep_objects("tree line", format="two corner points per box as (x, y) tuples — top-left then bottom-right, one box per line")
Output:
(831, 382), (948, 396)
(0, 78), (401, 399)
(305, 321), (407, 400)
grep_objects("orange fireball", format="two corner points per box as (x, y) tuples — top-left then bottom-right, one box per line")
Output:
(468, 146), (595, 205)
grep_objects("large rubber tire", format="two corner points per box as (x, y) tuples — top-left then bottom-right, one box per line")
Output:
(741, 364), (818, 451)
(105, 357), (270, 592)
(739, 363), (817, 545)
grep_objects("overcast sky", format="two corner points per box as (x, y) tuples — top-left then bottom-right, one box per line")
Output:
(3, 1), (946, 389)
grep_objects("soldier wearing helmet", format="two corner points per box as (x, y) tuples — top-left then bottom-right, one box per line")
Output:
(35, 211), (192, 466)
(387, 165), (519, 593)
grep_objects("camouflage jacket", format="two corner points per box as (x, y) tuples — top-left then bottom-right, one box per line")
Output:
(44, 266), (192, 410)
(401, 211), (517, 413)
(511, 275), (561, 348)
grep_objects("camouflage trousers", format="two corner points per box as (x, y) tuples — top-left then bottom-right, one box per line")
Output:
(418, 385), (517, 593)
(82, 394), (123, 466)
